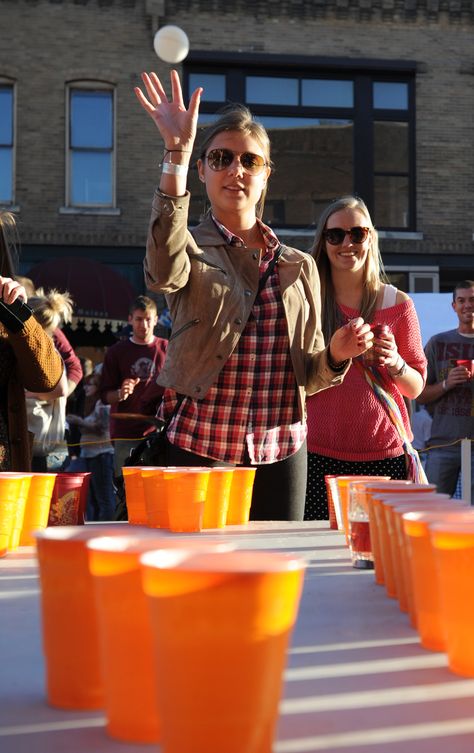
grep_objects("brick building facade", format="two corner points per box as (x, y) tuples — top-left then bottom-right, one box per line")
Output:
(0, 0), (473, 343)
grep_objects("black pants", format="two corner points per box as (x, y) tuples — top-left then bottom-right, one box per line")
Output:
(166, 439), (307, 522)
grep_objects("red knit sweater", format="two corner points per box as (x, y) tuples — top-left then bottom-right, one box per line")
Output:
(306, 298), (427, 461)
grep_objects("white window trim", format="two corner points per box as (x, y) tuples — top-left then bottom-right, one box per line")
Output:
(386, 265), (440, 293)
(64, 80), (116, 210)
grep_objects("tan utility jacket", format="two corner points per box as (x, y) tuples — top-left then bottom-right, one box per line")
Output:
(144, 191), (348, 421)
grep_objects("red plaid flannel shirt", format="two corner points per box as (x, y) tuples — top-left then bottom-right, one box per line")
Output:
(161, 216), (306, 465)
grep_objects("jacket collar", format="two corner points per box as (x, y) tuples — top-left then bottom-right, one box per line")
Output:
(191, 214), (227, 247)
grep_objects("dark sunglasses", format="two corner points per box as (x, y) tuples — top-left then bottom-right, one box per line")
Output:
(323, 226), (370, 245)
(205, 148), (267, 175)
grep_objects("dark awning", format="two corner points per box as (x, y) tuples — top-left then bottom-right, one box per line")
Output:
(28, 256), (136, 335)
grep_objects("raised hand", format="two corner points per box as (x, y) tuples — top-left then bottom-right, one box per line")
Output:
(134, 69), (202, 153)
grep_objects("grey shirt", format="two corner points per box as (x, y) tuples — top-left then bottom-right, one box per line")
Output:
(424, 328), (474, 442)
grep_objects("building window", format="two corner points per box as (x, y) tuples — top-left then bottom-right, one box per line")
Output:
(184, 62), (415, 231)
(67, 85), (114, 207)
(0, 83), (14, 204)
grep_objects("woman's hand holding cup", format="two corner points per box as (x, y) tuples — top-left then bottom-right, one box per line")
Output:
(329, 317), (374, 363)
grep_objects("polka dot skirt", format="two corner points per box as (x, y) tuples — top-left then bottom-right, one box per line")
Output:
(304, 452), (408, 520)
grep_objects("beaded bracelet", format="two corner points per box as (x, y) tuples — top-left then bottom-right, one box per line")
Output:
(327, 348), (349, 373)
(388, 357), (408, 378)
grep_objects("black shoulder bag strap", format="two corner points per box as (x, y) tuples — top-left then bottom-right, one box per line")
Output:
(256, 244), (283, 300)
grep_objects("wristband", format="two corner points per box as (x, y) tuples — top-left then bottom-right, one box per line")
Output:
(162, 162), (188, 177)
(442, 379), (447, 392)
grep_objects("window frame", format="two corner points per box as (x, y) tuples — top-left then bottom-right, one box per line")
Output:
(184, 53), (417, 231)
(0, 79), (16, 207)
(65, 81), (116, 209)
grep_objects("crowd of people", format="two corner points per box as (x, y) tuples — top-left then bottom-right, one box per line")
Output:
(0, 70), (471, 522)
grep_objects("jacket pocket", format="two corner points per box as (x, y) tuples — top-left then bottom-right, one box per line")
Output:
(188, 253), (228, 276)
(169, 318), (200, 342)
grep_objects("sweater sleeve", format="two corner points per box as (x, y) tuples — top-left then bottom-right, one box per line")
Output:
(6, 316), (63, 392)
(392, 298), (427, 381)
(52, 328), (83, 386)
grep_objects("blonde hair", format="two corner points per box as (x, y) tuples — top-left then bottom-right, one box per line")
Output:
(310, 196), (388, 341)
(29, 289), (74, 334)
(0, 211), (19, 278)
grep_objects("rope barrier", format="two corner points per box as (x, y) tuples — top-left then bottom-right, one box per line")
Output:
(417, 437), (473, 455)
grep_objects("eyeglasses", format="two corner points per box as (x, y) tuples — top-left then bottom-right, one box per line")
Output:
(323, 227), (370, 245)
(205, 148), (268, 175)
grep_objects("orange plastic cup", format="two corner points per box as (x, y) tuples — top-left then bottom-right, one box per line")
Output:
(163, 468), (210, 532)
(0, 533), (9, 557)
(335, 476), (390, 546)
(325, 475), (343, 530)
(140, 549), (306, 753)
(202, 468), (234, 529)
(371, 482), (435, 592)
(383, 495), (452, 612)
(363, 480), (419, 585)
(20, 473), (57, 545)
(379, 492), (449, 611)
(87, 534), (234, 743)
(404, 509), (474, 651)
(226, 467), (257, 525)
(323, 475), (339, 530)
(122, 467), (148, 525)
(388, 495), (451, 614)
(141, 467), (168, 528)
(6, 473), (32, 549)
(430, 521), (474, 675)
(34, 524), (137, 709)
(0, 474), (28, 555)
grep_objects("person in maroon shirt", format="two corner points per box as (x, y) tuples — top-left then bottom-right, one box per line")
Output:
(100, 295), (168, 475)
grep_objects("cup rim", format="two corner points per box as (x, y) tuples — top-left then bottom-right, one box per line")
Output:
(140, 548), (306, 573)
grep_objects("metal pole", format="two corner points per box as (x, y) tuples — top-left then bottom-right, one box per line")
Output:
(461, 438), (472, 505)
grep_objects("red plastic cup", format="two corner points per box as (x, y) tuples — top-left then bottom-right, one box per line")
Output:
(48, 473), (90, 526)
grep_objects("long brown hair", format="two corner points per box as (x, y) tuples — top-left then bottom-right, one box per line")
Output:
(0, 211), (19, 278)
(198, 103), (272, 219)
(310, 196), (388, 341)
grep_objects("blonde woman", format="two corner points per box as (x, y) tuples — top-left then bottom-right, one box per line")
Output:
(26, 289), (73, 470)
(305, 196), (427, 519)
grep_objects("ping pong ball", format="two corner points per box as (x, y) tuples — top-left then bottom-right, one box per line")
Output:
(153, 25), (190, 64)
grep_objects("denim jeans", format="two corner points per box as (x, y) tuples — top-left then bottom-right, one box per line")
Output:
(67, 453), (116, 521)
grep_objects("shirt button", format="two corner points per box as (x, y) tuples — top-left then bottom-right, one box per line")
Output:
(195, 386), (202, 394)
(252, 252), (259, 260)
(249, 354), (256, 361)
(244, 289), (252, 297)
(234, 318), (242, 325)
(216, 354), (223, 360)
